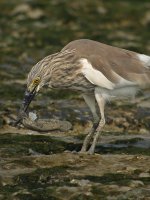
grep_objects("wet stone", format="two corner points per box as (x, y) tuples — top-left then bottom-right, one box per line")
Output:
(117, 186), (131, 192)
(129, 180), (144, 188)
(139, 172), (150, 178)
(23, 116), (72, 132)
(139, 128), (150, 134)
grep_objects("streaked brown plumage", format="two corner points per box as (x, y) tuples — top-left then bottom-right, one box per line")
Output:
(21, 39), (150, 154)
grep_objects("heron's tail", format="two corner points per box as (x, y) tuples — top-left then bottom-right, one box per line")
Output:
(138, 54), (150, 68)
(136, 54), (150, 88)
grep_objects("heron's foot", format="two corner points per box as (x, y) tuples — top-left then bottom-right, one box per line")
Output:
(80, 145), (87, 153)
(79, 149), (95, 155)
(79, 150), (87, 154)
(87, 147), (95, 155)
(79, 145), (95, 155)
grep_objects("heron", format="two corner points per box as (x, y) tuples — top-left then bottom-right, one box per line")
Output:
(15, 39), (150, 154)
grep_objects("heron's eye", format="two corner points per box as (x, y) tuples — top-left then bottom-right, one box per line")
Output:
(33, 77), (40, 86)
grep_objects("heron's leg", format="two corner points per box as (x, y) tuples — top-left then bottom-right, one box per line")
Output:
(80, 93), (100, 152)
(87, 90), (106, 155)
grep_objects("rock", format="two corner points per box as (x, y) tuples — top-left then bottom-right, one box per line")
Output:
(12, 3), (44, 19)
(125, 166), (137, 172)
(129, 180), (144, 188)
(70, 179), (91, 187)
(122, 121), (130, 128)
(139, 128), (149, 134)
(0, 176), (14, 186)
(23, 118), (72, 132)
(97, 6), (107, 14)
(27, 9), (44, 19)
(118, 186), (131, 192)
(28, 148), (43, 156)
(139, 172), (150, 178)
(12, 3), (31, 14)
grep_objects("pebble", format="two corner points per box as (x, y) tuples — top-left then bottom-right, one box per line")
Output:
(129, 180), (144, 188)
(118, 186), (131, 192)
(139, 172), (150, 178)
(28, 148), (43, 156)
(139, 128), (150, 134)
(70, 179), (91, 187)
(125, 166), (137, 172)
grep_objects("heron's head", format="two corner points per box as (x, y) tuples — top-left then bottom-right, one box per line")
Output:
(19, 50), (74, 114)
(21, 59), (52, 113)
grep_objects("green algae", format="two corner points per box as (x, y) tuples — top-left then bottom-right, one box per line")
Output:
(1, 166), (76, 200)
(0, 133), (149, 159)
(0, 133), (68, 158)
(111, 138), (150, 156)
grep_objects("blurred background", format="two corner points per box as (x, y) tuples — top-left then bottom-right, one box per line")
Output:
(0, 0), (150, 102)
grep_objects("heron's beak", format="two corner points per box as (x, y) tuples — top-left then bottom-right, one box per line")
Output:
(13, 87), (37, 126)
(21, 88), (36, 113)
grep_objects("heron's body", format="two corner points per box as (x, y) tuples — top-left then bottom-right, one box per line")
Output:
(24, 39), (150, 154)
(62, 40), (150, 98)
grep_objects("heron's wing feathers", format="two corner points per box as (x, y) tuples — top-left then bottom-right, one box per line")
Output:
(63, 39), (150, 89)
(87, 53), (150, 88)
